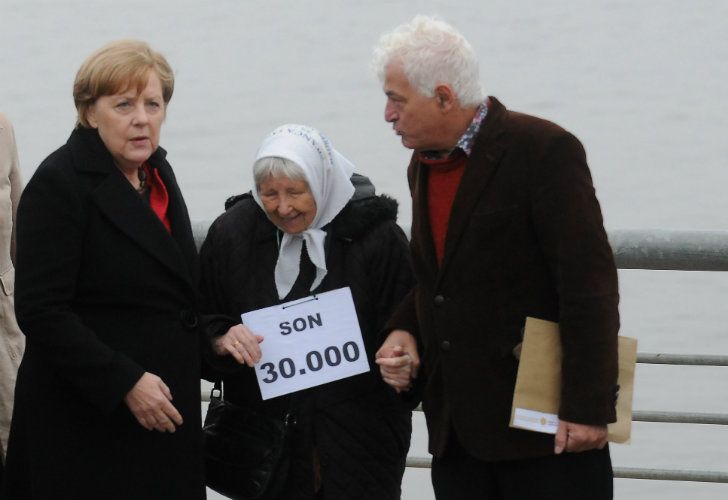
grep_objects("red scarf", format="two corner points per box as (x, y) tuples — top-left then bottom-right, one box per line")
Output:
(142, 163), (171, 232)
(421, 150), (467, 265)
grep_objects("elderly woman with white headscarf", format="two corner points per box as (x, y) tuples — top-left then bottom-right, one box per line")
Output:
(200, 124), (415, 500)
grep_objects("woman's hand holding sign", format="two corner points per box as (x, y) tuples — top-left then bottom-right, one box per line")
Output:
(214, 324), (264, 367)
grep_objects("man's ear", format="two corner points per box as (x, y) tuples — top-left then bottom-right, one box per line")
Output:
(434, 84), (456, 111)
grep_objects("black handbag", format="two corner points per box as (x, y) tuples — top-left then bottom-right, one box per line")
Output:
(203, 380), (295, 500)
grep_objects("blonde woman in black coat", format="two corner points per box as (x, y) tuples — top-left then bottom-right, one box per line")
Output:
(201, 124), (414, 500)
(2, 40), (204, 499)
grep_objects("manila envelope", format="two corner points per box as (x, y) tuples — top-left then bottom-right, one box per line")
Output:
(509, 317), (637, 443)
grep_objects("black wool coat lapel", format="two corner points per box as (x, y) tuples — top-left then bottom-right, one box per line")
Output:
(71, 128), (194, 292)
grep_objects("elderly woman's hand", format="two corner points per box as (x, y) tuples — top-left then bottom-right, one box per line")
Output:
(124, 372), (183, 432)
(213, 324), (264, 367)
(375, 329), (420, 393)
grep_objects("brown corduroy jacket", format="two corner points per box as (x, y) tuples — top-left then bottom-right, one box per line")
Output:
(387, 97), (620, 461)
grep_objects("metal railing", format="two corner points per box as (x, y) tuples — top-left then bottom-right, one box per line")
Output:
(608, 229), (728, 482)
(195, 224), (728, 484)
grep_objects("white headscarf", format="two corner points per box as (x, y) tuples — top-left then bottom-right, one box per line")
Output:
(252, 124), (355, 299)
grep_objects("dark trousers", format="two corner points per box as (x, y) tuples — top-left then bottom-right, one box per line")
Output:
(431, 433), (613, 500)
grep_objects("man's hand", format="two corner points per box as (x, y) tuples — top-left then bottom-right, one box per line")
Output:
(375, 329), (420, 393)
(554, 420), (608, 454)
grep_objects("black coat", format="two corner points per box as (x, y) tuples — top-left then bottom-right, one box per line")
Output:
(2, 128), (205, 499)
(200, 176), (414, 500)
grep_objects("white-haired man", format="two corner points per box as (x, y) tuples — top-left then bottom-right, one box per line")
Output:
(373, 15), (620, 500)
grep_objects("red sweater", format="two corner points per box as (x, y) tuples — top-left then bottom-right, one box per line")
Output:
(421, 150), (467, 265)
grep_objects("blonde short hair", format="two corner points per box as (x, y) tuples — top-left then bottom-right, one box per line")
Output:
(73, 39), (174, 128)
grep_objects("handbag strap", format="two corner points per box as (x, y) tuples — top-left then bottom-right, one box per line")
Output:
(210, 378), (222, 401)
(212, 377), (297, 425)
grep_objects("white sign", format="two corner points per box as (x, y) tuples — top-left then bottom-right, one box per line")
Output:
(512, 408), (559, 434)
(242, 287), (370, 400)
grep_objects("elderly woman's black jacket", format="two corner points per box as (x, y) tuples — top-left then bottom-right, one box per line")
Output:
(200, 175), (414, 500)
(2, 127), (204, 499)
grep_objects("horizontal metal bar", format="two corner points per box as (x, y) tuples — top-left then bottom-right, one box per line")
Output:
(608, 229), (728, 272)
(637, 353), (728, 366)
(406, 456), (432, 469)
(633, 411), (728, 425)
(406, 457), (728, 483)
(406, 403), (728, 426)
(405, 405), (728, 426)
(200, 393), (728, 425)
(612, 467), (728, 483)
(192, 222), (728, 272)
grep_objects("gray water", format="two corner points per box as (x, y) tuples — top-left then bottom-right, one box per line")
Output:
(2, 0), (728, 498)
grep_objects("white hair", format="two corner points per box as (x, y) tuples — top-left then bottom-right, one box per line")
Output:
(253, 156), (307, 192)
(371, 15), (484, 106)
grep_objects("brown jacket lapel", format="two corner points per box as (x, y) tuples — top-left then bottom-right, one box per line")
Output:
(410, 98), (510, 286)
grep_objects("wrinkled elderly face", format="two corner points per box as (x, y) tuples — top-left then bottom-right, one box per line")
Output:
(87, 72), (165, 173)
(258, 175), (317, 234)
(382, 63), (446, 152)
